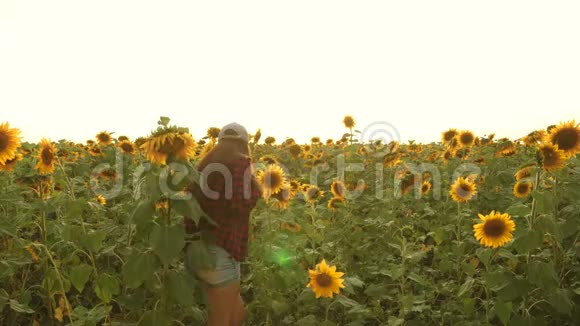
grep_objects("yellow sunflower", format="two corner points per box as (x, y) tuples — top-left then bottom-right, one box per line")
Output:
(0, 122), (22, 165)
(383, 153), (401, 167)
(35, 139), (56, 175)
(304, 185), (324, 204)
(327, 197), (345, 211)
(259, 155), (278, 165)
(421, 181), (432, 195)
(264, 136), (276, 145)
(257, 165), (287, 199)
(207, 127), (221, 139)
(117, 135), (129, 142)
(118, 140), (136, 155)
(330, 180), (346, 199)
(515, 166), (533, 180)
(141, 131), (196, 165)
(0, 152), (22, 172)
(473, 211), (516, 248)
(513, 180), (532, 198)
(538, 143), (567, 171)
(441, 129), (458, 143)
(88, 146), (103, 157)
(281, 222), (301, 232)
(270, 184), (293, 209)
(449, 176), (477, 203)
(522, 130), (546, 146)
(342, 116), (355, 129)
(96, 131), (113, 146)
(306, 259), (345, 299)
(288, 144), (302, 157)
(96, 195), (106, 206)
(457, 130), (476, 148)
(546, 120), (580, 157)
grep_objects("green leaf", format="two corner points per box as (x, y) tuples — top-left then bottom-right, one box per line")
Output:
(171, 197), (204, 225)
(271, 300), (290, 316)
(476, 247), (492, 268)
(9, 299), (34, 314)
(167, 271), (194, 306)
(131, 199), (155, 227)
(505, 203), (530, 217)
(185, 239), (215, 271)
(547, 288), (572, 314)
(458, 278), (475, 297)
(463, 298), (475, 315)
(346, 277), (364, 288)
(484, 271), (510, 292)
(151, 224), (185, 266)
(512, 229), (543, 254)
(532, 190), (555, 214)
(296, 315), (318, 326)
(495, 300), (512, 325)
(137, 310), (172, 326)
(94, 274), (120, 304)
(387, 316), (405, 326)
(122, 251), (158, 289)
(66, 198), (87, 219)
(0, 289), (7, 313)
(80, 230), (107, 253)
(528, 262), (558, 290)
(70, 264), (93, 293)
(335, 295), (361, 309)
(158, 116), (171, 127)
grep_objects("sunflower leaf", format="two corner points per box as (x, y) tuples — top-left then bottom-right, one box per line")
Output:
(512, 229), (543, 254)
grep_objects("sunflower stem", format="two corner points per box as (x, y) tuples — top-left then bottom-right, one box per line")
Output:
(529, 167), (542, 229)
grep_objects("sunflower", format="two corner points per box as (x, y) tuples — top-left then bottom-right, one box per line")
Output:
(281, 222), (301, 232)
(117, 135), (129, 142)
(304, 185), (323, 204)
(327, 197), (345, 211)
(259, 155), (278, 165)
(96, 195), (106, 206)
(513, 180), (532, 198)
(35, 139), (56, 175)
(270, 184), (293, 209)
(264, 136), (276, 145)
(538, 143), (567, 171)
(449, 176), (477, 203)
(473, 211), (516, 248)
(207, 127), (221, 139)
(24, 244), (39, 263)
(515, 166), (533, 181)
(88, 146), (103, 157)
(0, 152), (22, 171)
(383, 153), (401, 167)
(326, 139), (334, 145)
(86, 140), (95, 146)
(306, 259), (345, 299)
(330, 180), (346, 199)
(496, 143), (516, 157)
(546, 120), (580, 157)
(289, 180), (301, 193)
(442, 149), (454, 163)
(421, 181), (432, 195)
(0, 122), (22, 165)
(522, 130), (546, 146)
(155, 199), (169, 211)
(141, 131), (196, 165)
(118, 140), (136, 155)
(288, 144), (302, 157)
(257, 165), (287, 199)
(457, 130), (475, 148)
(399, 173), (417, 195)
(441, 129), (458, 143)
(342, 116), (355, 129)
(96, 131), (113, 145)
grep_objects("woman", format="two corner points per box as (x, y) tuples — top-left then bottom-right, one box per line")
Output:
(184, 122), (261, 326)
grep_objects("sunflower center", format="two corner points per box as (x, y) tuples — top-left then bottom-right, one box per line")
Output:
(553, 129), (578, 151)
(516, 183), (530, 194)
(458, 183), (472, 196)
(121, 143), (134, 153)
(315, 273), (332, 288)
(460, 134), (474, 145)
(41, 148), (54, 164)
(97, 134), (111, 143)
(483, 219), (506, 238)
(541, 148), (557, 165)
(0, 132), (9, 151)
(265, 172), (282, 189)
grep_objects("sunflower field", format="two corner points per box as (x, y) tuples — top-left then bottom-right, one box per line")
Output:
(0, 117), (579, 325)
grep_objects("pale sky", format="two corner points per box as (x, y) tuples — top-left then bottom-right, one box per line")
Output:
(1, 0), (579, 145)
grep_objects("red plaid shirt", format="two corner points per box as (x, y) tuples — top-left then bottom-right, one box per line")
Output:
(185, 157), (261, 261)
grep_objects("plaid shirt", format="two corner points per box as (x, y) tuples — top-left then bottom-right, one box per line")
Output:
(185, 157), (261, 261)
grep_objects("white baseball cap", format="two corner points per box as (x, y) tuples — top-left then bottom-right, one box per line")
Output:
(218, 122), (249, 143)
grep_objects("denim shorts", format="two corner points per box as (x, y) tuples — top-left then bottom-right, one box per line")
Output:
(187, 244), (241, 288)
